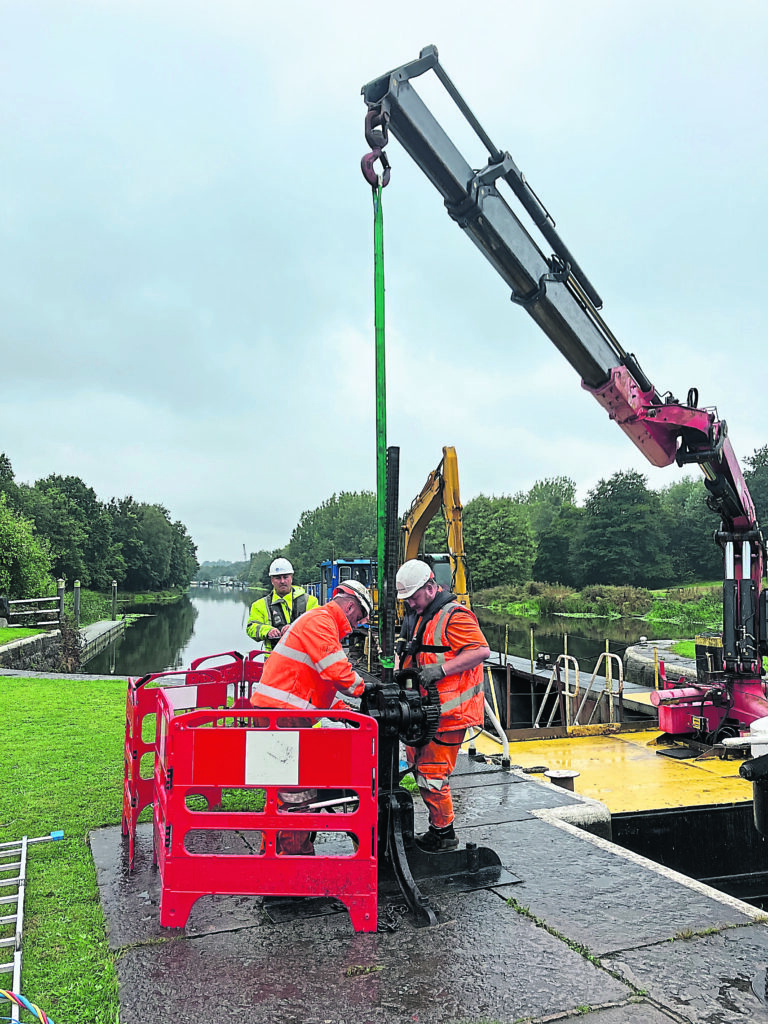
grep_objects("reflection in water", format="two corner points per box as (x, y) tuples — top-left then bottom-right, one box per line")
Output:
(86, 595), (200, 676)
(84, 586), (695, 678)
(85, 588), (257, 676)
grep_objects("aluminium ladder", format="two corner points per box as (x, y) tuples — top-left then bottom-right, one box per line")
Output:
(0, 832), (63, 1022)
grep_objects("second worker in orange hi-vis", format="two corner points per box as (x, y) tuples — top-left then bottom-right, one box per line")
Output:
(395, 559), (490, 854)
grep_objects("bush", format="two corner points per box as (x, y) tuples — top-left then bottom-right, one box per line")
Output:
(473, 582), (651, 619)
(63, 588), (113, 626)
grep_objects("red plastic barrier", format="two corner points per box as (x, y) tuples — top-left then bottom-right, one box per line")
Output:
(122, 667), (230, 867)
(190, 649), (267, 707)
(122, 651), (268, 868)
(152, 698), (378, 933)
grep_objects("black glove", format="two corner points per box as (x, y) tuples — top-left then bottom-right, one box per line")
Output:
(363, 679), (382, 696)
(418, 664), (445, 685)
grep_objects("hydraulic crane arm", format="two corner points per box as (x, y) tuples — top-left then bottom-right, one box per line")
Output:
(362, 46), (767, 680)
(400, 446), (470, 608)
(362, 47), (750, 511)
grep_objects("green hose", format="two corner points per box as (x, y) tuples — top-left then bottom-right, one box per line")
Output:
(372, 183), (387, 640)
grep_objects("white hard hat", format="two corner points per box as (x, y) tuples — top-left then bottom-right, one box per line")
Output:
(396, 560), (434, 599)
(269, 557), (294, 576)
(336, 580), (373, 618)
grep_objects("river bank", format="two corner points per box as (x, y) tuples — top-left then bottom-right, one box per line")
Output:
(474, 581), (723, 632)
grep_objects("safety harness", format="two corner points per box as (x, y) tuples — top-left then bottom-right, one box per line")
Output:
(265, 588), (309, 631)
(396, 589), (458, 663)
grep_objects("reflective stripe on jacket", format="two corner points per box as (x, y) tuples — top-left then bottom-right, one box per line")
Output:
(246, 586), (318, 649)
(249, 601), (365, 712)
(400, 600), (485, 730)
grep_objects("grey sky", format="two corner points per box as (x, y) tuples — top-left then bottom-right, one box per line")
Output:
(2, 1), (766, 562)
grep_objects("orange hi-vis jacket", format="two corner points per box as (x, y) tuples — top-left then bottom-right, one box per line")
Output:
(400, 598), (486, 731)
(249, 601), (365, 713)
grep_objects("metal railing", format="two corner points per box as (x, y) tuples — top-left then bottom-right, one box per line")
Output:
(533, 654), (580, 728)
(533, 651), (625, 729)
(0, 580), (65, 629)
(573, 652), (624, 726)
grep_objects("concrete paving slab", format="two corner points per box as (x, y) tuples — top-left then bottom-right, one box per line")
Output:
(469, 814), (761, 957)
(603, 923), (768, 1022)
(94, 761), (768, 1023)
(102, 856), (630, 1024)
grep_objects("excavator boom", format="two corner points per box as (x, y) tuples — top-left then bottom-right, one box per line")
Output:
(401, 446), (470, 608)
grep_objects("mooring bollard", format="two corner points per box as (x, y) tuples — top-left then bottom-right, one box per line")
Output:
(545, 769), (580, 792)
(74, 580), (81, 628)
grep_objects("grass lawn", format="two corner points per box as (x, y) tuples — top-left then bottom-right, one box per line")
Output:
(0, 627), (43, 644)
(0, 676), (126, 1023)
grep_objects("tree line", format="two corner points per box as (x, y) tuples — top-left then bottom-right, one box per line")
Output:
(0, 453), (199, 599)
(239, 445), (768, 593)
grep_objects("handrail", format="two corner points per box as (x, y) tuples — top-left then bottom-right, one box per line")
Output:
(533, 655), (580, 728)
(572, 652), (624, 726)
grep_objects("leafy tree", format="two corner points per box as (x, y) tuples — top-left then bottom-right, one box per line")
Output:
(169, 520), (199, 586)
(108, 496), (144, 587)
(461, 494), (536, 590)
(524, 476), (577, 537)
(532, 504), (584, 586)
(744, 445), (768, 528)
(136, 505), (174, 588)
(287, 491), (377, 584)
(108, 499), (197, 591)
(18, 478), (90, 583)
(0, 493), (54, 599)
(570, 470), (673, 588)
(658, 477), (721, 582)
(16, 474), (122, 588)
(242, 549), (272, 585)
(0, 452), (18, 508)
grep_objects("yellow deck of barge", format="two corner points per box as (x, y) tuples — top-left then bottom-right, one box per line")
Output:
(466, 727), (753, 814)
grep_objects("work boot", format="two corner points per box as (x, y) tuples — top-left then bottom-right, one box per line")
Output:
(415, 823), (459, 853)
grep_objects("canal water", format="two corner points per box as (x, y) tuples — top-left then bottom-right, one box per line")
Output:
(84, 587), (693, 678)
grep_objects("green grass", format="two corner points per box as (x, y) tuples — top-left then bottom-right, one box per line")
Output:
(0, 676), (125, 1023)
(0, 626), (42, 644)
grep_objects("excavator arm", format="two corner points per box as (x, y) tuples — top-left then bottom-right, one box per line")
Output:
(400, 446), (470, 608)
(362, 47), (767, 699)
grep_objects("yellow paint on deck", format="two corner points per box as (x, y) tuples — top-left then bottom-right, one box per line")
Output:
(465, 729), (752, 814)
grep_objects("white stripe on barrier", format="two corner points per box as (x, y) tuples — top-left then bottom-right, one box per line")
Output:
(164, 686), (199, 711)
(245, 731), (300, 786)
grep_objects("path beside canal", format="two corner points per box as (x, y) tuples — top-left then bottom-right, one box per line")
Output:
(93, 752), (768, 1023)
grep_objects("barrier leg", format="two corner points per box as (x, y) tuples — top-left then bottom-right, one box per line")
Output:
(341, 894), (378, 933)
(159, 889), (200, 929)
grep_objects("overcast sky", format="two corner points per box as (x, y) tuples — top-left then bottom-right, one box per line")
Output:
(1, 1), (766, 563)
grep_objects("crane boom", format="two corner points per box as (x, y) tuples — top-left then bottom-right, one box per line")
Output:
(362, 47), (767, 699)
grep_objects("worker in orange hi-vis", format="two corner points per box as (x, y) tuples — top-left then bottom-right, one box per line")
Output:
(249, 579), (377, 855)
(395, 559), (490, 854)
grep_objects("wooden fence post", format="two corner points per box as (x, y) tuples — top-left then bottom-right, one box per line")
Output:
(57, 579), (65, 623)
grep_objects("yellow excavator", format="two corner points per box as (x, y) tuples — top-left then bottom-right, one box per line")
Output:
(399, 446), (471, 609)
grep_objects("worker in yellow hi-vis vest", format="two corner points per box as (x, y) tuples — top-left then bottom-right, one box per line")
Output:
(246, 558), (318, 652)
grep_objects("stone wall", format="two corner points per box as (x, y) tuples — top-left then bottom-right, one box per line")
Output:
(0, 631), (61, 670)
(623, 640), (698, 689)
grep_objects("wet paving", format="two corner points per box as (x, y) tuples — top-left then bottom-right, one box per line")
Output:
(92, 753), (768, 1023)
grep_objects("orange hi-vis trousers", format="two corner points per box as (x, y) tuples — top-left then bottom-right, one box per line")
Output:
(405, 729), (465, 829)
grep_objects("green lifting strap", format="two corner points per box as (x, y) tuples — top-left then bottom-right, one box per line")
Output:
(372, 183), (387, 642)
